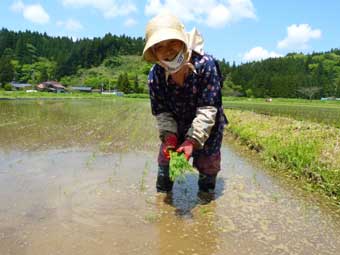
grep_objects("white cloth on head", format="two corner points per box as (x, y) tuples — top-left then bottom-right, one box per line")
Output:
(186, 28), (205, 57)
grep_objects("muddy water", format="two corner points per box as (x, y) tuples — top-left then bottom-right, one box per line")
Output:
(1, 99), (340, 255)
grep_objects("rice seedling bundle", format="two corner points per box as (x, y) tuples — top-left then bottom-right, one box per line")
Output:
(169, 151), (194, 181)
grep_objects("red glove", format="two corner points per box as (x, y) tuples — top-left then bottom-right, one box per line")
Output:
(176, 139), (195, 161)
(162, 133), (178, 160)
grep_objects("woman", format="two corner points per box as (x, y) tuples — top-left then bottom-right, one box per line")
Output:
(142, 13), (228, 194)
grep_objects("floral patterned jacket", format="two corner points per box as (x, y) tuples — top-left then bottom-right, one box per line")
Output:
(148, 53), (228, 155)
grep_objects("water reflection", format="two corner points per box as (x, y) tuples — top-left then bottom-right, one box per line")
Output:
(160, 175), (225, 214)
(155, 195), (220, 254)
(153, 176), (226, 255)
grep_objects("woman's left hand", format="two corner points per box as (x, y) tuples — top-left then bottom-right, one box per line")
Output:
(176, 139), (195, 160)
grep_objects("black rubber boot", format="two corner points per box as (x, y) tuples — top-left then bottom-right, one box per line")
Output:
(197, 173), (217, 204)
(156, 165), (173, 193)
(198, 173), (217, 193)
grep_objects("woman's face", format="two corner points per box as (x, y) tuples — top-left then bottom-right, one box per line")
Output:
(153, 39), (184, 62)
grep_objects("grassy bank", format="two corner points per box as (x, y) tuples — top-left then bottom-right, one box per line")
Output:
(224, 109), (340, 204)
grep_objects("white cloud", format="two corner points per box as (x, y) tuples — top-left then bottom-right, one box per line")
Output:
(243, 47), (282, 62)
(10, 0), (50, 24)
(277, 24), (321, 50)
(56, 19), (83, 31)
(124, 18), (137, 27)
(206, 4), (232, 27)
(10, 0), (25, 12)
(228, 0), (256, 21)
(62, 0), (137, 19)
(145, 0), (256, 28)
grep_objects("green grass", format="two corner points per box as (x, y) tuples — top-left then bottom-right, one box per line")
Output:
(225, 108), (340, 203)
(124, 93), (149, 99)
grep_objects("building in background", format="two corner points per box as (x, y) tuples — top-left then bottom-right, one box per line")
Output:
(69, 86), (92, 93)
(37, 81), (65, 93)
(10, 82), (33, 91)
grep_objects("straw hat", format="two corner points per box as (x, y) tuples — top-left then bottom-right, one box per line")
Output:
(143, 13), (188, 63)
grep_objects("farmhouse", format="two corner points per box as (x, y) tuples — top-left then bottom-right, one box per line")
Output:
(37, 81), (65, 93)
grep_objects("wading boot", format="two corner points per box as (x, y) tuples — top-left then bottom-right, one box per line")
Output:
(198, 173), (217, 193)
(156, 165), (173, 193)
(197, 173), (217, 204)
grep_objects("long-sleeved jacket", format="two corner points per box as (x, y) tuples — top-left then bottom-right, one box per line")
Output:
(148, 53), (228, 155)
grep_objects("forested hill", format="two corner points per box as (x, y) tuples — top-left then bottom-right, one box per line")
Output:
(1, 28), (340, 99)
(0, 28), (144, 78)
(219, 49), (340, 99)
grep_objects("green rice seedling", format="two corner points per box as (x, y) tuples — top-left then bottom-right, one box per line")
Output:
(199, 206), (210, 215)
(144, 212), (160, 223)
(86, 151), (96, 169)
(140, 162), (149, 192)
(169, 151), (194, 182)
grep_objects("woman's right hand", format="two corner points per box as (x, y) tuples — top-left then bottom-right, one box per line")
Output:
(162, 133), (178, 160)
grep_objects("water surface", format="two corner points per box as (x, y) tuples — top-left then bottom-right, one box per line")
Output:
(1, 99), (340, 255)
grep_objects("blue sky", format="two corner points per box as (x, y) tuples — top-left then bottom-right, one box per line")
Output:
(1, 0), (339, 63)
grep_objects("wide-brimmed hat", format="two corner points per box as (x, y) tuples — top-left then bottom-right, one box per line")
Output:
(142, 13), (188, 63)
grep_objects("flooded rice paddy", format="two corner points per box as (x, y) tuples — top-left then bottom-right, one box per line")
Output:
(223, 101), (340, 128)
(1, 99), (340, 255)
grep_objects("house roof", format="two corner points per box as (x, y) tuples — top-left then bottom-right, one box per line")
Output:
(10, 82), (32, 88)
(39, 81), (65, 89)
(70, 86), (92, 91)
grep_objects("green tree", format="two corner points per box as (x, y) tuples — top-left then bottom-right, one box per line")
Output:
(297, 86), (321, 100)
(245, 88), (254, 98)
(15, 37), (27, 63)
(19, 64), (33, 83)
(117, 73), (123, 92)
(133, 74), (139, 93)
(40, 68), (48, 82)
(0, 56), (14, 84)
(121, 72), (130, 93)
(2, 48), (14, 59)
(335, 78), (340, 97)
(3, 83), (13, 91)
(10, 59), (20, 81)
(26, 43), (38, 63)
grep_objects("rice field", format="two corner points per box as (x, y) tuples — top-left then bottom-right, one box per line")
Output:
(1, 98), (340, 255)
(223, 98), (340, 128)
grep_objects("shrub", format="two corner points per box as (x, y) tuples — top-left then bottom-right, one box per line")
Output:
(4, 83), (12, 91)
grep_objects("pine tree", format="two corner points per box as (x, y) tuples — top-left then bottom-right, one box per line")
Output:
(121, 72), (130, 93)
(335, 78), (340, 97)
(133, 74), (139, 93)
(117, 73), (123, 92)
(40, 68), (48, 82)
(15, 37), (27, 63)
(0, 56), (14, 84)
